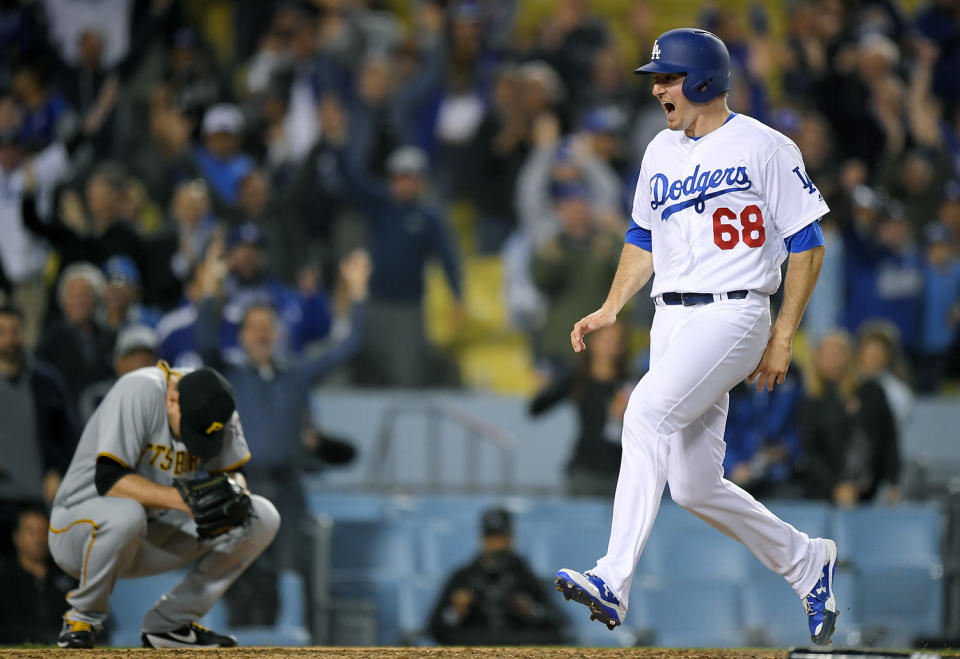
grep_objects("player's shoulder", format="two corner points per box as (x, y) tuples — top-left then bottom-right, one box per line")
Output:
(728, 114), (798, 158)
(111, 366), (170, 401)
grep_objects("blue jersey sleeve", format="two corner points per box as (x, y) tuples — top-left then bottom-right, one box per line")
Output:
(625, 225), (652, 252)
(784, 219), (825, 253)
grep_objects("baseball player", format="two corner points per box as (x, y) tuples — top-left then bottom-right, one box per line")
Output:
(48, 361), (280, 648)
(555, 29), (839, 646)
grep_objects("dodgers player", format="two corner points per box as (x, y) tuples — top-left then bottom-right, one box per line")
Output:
(48, 362), (280, 648)
(555, 29), (839, 646)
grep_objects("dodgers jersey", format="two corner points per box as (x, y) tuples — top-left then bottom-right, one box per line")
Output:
(631, 113), (830, 296)
(54, 364), (251, 511)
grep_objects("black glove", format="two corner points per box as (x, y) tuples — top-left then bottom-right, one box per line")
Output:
(174, 472), (253, 540)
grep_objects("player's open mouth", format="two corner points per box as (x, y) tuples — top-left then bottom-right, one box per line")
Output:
(663, 102), (676, 118)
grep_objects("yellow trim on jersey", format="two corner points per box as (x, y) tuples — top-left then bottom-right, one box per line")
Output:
(209, 452), (251, 473)
(96, 452), (131, 470)
(156, 360), (183, 382)
(49, 519), (100, 586)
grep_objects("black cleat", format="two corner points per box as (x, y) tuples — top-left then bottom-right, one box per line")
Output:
(58, 619), (96, 648)
(141, 621), (237, 648)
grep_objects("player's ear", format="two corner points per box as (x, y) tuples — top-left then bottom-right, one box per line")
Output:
(166, 385), (180, 408)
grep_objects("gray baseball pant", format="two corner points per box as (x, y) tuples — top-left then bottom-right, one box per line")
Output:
(48, 495), (280, 632)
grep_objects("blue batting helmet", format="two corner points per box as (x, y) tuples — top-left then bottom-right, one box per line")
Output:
(634, 28), (731, 103)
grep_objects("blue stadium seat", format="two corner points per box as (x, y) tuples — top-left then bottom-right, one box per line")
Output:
(521, 497), (614, 528)
(832, 505), (943, 569)
(388, 494), (503, 522)
(525, 520), (612, 580)
(419, 516), (481, 577)
(855, 566), (944, 638)
(108, 571), (187, 647)
(329, 576), (403, 645)
(305, 492), (386, 521)
(329, 519), (419, 578)
(395, 575), (445, 644)
(227, 571), (311, 646)
(765, 501), (832, 540)
(631, 580), (744, 647)
(642, 519), (754, 580)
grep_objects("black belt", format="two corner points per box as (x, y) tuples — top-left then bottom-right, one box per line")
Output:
(661, 290), (749, 306)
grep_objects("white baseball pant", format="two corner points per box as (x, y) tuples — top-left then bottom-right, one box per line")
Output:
(592, 293), (827, 611)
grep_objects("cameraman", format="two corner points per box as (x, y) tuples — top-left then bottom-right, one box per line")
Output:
(429, 508), (566, 645)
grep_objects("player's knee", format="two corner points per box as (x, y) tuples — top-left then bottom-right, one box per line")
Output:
(247, 495), (280, 547)
(105, 498), (148, 543)
(668, 479), (712, 510)
(623, 392), (671, 440)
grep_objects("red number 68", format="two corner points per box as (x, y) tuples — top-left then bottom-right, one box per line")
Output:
(712, 205), (766, 250)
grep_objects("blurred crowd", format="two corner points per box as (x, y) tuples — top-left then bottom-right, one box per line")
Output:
(1, 0), (960, 641)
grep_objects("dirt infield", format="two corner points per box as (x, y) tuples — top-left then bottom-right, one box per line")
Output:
(2, 649), (956, 659)
(0, 648), (789, 659)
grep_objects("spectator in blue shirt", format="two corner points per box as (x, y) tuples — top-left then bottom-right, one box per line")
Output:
(331, 106), (463, 386)
(196, 248), (368, 633)
(915, 222), (960, 393)
(723, 365), (804, 499)
(220, 222), (331, 363)
(843, 187), (923, 349)
(191, 103), (255, 213)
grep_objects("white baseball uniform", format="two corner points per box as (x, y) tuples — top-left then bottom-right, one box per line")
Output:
(591, 112), (831, 611)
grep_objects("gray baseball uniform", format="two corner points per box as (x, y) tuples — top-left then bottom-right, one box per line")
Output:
(48, 363), (280, 632)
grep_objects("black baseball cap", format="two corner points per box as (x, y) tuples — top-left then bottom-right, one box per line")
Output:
(481, 507), (513, 537)
(177, 368), (235, 460)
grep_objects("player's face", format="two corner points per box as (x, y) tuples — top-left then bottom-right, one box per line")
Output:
(240, 307), (277, 364)
(166, 378), (182, 439)
(651, 73), (692, 131)
(13, 511), (49, 563)
(0, 313), (23, 362)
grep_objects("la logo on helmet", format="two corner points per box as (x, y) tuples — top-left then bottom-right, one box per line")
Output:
(651, 41), (661, 60)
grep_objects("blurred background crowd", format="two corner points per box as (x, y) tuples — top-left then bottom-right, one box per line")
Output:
(0, 0), (959, 648)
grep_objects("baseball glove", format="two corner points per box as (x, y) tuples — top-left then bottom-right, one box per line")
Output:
(174, 472), (253, 539)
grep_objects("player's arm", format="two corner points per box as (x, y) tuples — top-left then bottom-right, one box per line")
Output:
(571, 243), (653, 352)
(105, 471), (192, 514)
(749, 233), (825, 391)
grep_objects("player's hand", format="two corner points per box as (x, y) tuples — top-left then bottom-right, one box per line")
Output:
(451, 588), (473, 617)
(42, 470), (61, 504)
(747, 333), (792, 392)
(339, 248), (372, 300)
(570, 306), (616, 353)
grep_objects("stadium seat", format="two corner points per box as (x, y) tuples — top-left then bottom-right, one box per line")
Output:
(642, 518), (754, 580)
(228, 571), (311, 646)
(395, 575), (445, 645)
(329, 519), (419, 578)
(389, 494), (503, 526)
(419, 516), (482, 577)
(855, 566), (945, 638)
(305, 492), (387, 521)
(328, 576), (404, 645)
(108, 571), (188, 647)
(525, 519), (613, 581)
(832, 505), (943, 569)
(765, 501), (832, 539)
(632, 580), (744, 647)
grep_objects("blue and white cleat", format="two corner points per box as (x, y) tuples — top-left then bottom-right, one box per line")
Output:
(555, 568), (625, 631)
(803, 539), (839, 646)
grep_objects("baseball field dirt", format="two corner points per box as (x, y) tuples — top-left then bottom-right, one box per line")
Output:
(0, 650), (785, 659)
(0, 648), (954, 659)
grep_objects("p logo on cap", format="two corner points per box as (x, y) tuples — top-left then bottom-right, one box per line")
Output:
(205, 421), (224, 435)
